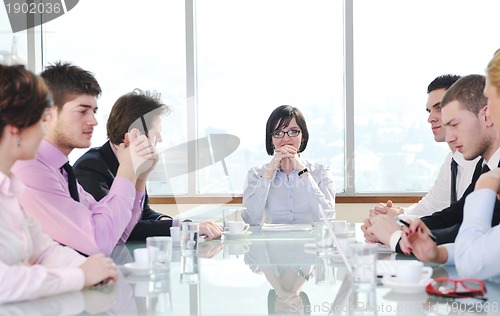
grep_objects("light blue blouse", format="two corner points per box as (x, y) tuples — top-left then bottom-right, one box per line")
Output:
(242, 160), (335, 225)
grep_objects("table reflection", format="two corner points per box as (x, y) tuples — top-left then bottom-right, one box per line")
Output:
(0, 270), (134, 316)
(6, 227), (500, 315)
(244, 238), (316, 314)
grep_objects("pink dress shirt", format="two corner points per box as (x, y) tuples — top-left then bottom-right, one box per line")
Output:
(0, 171), (85, 304)
(12, 140), (144, 255)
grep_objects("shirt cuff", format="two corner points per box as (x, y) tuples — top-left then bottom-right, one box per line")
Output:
(443, 243), (455, 265)
(389, 230), (402, 252)
(157, 215), (171, 220)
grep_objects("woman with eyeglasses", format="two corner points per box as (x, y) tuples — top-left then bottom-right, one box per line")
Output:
(400, 49), (500, 280)
(0, 64), (117, 304)
(242, 105), (335, 225)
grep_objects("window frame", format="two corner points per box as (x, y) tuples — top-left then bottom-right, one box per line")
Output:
(19, 0), (440, 201)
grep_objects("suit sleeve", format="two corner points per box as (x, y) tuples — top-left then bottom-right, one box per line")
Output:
(421, 199), (465, 230)
(74, 154), (113, 201)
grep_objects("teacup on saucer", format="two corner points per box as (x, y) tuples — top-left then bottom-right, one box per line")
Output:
(395, 261), (432, 284)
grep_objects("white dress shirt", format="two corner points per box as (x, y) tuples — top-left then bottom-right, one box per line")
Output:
(390, 151), (481, 251)
(242, 160), (335, 225)
(452, 189), (498, 278)
(0, 172), (85, 304)
(403, 151), (480, 216)
(449, 147), (500, 278)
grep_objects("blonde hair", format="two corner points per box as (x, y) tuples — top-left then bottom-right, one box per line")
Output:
(487, 49), (500, 93)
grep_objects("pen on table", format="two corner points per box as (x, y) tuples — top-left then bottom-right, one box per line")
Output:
(398, 218), (437, 242)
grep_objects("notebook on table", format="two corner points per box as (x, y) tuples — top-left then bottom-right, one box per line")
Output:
(261, 223), (313, 231)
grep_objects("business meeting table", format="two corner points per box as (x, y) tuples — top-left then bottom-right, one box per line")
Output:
(2, 207), (500, 315)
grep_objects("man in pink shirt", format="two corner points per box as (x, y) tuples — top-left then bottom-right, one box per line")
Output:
(12, 62), (153, 256)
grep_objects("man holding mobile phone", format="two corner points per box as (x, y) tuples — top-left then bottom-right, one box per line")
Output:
(73, 89), (223, 242)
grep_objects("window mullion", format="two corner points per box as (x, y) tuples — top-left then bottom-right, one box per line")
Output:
(343, 0), (355, 195)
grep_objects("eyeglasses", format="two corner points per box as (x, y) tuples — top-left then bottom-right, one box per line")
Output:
(426, 278), (487, 300)
(272, 129), (301, 138)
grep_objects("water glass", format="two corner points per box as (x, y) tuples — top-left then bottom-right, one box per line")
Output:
(350, 243), (377, 289)
(315, 221), (334, 254)
(146, 236), (173, 279)
(181, 222), (199, 254)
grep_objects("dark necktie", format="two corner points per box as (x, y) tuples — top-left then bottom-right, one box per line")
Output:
(450, 158), (458, 204)
(62, 162), (80, 202)
(482, 163), (491, 174)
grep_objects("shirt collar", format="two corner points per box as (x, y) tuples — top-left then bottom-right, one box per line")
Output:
(484, 146), (500, 169)
(109, 141), (118, 157)
(452, 150), (481, 167)
(452, 150), (466, 166)
(0, 171), (24, 197)
(37, 139), (70, 169)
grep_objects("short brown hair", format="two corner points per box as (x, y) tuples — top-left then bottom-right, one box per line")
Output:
(107, 89), (170, 144)
(440, 74), (486, 115)
(40, 61), (101, 112)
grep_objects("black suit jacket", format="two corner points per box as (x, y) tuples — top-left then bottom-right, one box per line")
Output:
(421, 158), (500, 244)
(73, 141), (173, 241)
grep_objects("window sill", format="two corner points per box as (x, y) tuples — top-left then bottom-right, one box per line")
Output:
(149, 195), (423, 205)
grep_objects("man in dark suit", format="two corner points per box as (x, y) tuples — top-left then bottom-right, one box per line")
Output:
(365, 74), (500, 250)
(74, 89), (222, 241)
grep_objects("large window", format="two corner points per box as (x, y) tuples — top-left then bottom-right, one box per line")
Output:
(195, 0), (344, 195)
(3, 0), (500, 197)
(353, 0), (500, 193)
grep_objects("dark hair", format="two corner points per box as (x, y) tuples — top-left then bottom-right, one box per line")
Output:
(107, 89), (170, 144)
(427, 74), (461, 93)
(40, 61), (101, 112)
(265, 105), (309, 155)
(440, 74), (487, 115)
(0, 64), (52, 135)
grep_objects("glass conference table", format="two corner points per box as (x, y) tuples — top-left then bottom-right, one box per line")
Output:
(2, 223), (500, 315)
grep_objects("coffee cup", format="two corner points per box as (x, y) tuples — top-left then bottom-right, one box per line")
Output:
(170, 226), (180, 242)
(396, 261), (432, 284)
(227, 221), (249, 233)
(133, 248), (149, 268)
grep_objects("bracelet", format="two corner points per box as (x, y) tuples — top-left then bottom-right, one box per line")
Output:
(298, 168), (308, 176)
(297, 267), (312, 281)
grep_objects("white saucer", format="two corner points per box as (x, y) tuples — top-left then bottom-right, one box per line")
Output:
(382, 275), (432, 294)
(383, 290), (428, 303)
(124, 262), (149, 276)
(223, 231), (252, 239)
